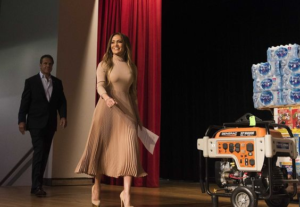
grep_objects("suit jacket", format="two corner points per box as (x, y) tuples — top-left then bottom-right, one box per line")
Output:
(18, 73), (67, 131)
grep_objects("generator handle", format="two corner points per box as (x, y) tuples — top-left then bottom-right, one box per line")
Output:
(268, 123), (294, 137)
(235, 113), (262, 122)
(223, 120), (274, 127)
(204, 125), (225, 136)
(199, 150), (206, 193)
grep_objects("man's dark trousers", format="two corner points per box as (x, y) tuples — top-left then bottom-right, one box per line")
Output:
(30, 124), (55, 192)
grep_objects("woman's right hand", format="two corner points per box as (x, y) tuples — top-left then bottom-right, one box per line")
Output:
(105, 97), (117, 108)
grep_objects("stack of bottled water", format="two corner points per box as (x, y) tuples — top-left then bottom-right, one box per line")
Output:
(252, 44), (300, 109)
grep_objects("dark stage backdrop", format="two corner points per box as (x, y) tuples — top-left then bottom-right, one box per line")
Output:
(160, 0), (300, 181)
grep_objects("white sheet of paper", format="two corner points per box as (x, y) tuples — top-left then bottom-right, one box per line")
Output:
(138, 127), (159, 154)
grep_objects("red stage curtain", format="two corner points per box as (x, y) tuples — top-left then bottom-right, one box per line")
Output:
(97, 0), (161, 187)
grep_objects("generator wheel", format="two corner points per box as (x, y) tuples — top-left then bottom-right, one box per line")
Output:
(265, 190), (290, 207)
(231, 186), (258, 207)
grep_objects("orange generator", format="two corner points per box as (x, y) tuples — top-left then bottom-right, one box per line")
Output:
(197, 113), (298, 207)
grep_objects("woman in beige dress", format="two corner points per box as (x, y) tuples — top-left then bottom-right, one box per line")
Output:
(75, 32), (147, 207)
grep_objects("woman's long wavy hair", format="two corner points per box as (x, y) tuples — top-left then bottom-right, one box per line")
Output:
(101, 32), (138, 98)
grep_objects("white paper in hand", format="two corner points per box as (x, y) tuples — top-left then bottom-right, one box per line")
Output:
(138, 127), (159, 154)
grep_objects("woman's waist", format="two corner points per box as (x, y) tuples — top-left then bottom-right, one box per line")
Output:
(108, 89), (130, 94)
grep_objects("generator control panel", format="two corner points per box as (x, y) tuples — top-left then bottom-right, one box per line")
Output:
(217, 141), (255, 168)
(197, 126), (297, 172)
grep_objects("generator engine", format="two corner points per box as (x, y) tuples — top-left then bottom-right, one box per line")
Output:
(214, 159), (288, 195)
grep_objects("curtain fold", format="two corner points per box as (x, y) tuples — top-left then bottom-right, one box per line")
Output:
(97, 0), (161, 187)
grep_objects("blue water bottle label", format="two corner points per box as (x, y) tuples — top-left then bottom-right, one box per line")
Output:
(275, 47), (288, 59)
(260, 91), (273, 105)
(261, 78), (273, 90)
(289, 74), (300, 87)
(290, 89), (300, 103)
(288, 58), (300, 73)
(258, 62), (271, 76)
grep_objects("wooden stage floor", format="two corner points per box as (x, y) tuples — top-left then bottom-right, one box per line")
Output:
(0, 180), (299, 207)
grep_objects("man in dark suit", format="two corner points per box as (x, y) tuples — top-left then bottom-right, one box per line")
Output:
(18, 54), (67, 197)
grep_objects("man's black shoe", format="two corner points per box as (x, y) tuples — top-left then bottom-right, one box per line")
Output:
(31, 188), (47, 197)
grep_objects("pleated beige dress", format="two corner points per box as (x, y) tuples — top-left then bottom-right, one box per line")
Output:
(75, 55), (147, 178)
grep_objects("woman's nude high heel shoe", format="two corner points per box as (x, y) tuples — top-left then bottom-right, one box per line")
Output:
(91, 185), (100, 207)
(120, 191), (133, 207)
